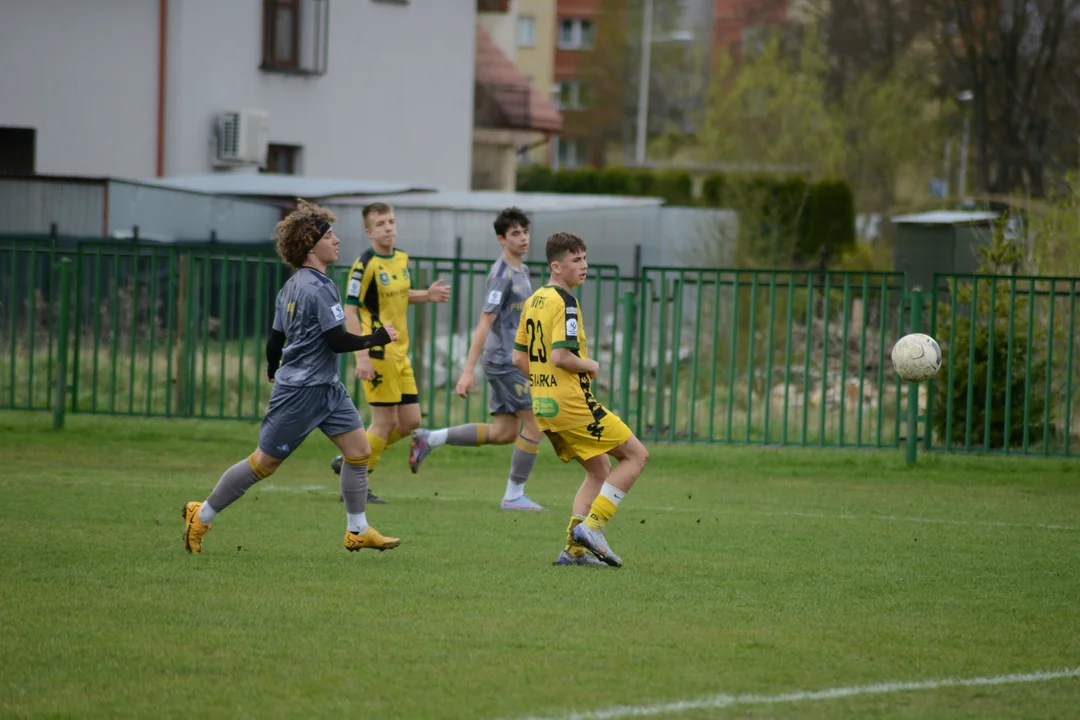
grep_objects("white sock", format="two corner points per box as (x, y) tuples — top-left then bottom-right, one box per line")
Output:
(198, 502), (218, 524)
(503, 479), (524, 501)
(347, 512), (368, 534)
(428, 428), (449, 447)
(599, 482), (626, 506)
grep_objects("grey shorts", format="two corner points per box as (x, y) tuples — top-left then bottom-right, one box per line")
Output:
(258, 382), (363, 459)
(486, 368), (533, 416)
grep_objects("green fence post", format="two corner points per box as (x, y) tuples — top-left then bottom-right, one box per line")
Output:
(905, 290), (925, 466)
(618, 291), (635, 418)
(53, 258), (73, 430)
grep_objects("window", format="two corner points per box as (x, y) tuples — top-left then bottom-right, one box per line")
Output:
(558, 18), (594, 50)
(261, 0), (329, 75)
(552, 80), (590, 110)
(0, 127), (35, 174)
(262, 144), (303, 174)
(517, 15), (537, 47)
(556, 138), (583, 169)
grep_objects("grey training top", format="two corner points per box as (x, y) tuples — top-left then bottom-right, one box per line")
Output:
(272, 267), (346, 387)
(481, 257), (532, 375)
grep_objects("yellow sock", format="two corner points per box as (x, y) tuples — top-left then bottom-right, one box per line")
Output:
(585, 496), (618, 531)
(565, 515), (587, 556)
(387, 429), (403, 447)
(368, 434), (388, 473)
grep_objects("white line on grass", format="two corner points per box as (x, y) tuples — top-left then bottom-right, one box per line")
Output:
(510, 666), (1080, 720)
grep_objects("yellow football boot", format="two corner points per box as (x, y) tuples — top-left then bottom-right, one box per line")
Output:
(344, 527), (400, 552)
(182, 501), (211, 554)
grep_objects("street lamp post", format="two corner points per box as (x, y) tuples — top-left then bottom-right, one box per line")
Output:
(957, 90), (973, 200)
(634, 0), (654, 166)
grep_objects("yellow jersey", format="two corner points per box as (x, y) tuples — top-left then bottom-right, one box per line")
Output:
(344, 248), (411, 361)
(513, 285), (609, 433)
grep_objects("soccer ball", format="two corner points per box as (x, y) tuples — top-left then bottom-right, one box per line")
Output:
(891, 333), (942, 382)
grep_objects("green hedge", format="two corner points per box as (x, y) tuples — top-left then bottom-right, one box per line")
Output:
(517, 166), (855, 265)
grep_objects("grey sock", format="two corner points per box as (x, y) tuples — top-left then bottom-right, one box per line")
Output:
(205, 455), (269, 514)
(446, 423), (487, 446)
(340, 455), (370, 515)
(509, 436), (540, 484)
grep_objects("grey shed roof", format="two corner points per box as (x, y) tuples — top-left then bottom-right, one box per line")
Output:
(141, 173), (435, 198)
(891, 210), (999, 225)
(326, 190), (666, 212)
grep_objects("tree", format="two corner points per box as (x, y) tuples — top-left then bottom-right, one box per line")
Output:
(935, 0), (1080, 196)
(573, 0), (737, 164)
(699, 28), (939, 215)
(932, 231), (1049, 450)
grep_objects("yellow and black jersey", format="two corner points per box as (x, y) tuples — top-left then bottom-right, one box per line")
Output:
(345, 248), (411, 360)
(513, 285), (608, 433)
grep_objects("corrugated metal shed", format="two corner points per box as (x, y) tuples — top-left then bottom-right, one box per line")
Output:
(890, 209), (1001, 291)
(141, 173), (436, 199)
(107, 181), (278, 242)
(0, 176), (107, 236)
(324, 191), (735, 274)
(0, 174), (280, 243)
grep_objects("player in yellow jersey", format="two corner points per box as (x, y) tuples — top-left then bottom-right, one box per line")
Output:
(513, 232), (650, 567)
(330, 202), (450, 503)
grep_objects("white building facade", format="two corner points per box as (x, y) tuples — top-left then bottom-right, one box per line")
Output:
(0, 0), (477, 190)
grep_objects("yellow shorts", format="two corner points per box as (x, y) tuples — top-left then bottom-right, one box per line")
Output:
(544, 414), (633, 463)
(363, 356), (419, 406)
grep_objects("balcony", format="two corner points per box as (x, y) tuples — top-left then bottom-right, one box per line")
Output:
(474, 26), (562, 134)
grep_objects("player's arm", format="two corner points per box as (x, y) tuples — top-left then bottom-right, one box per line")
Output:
(512, 313), (530, 378)
(344, 259), (378, 377)
(461, 271), (510, 380)
(409, 278), (451, 304)
(344, 306), (367, 363)
(318, 285), (396, 354)
(323, 324), (395, 353)
(462, 313), (497, 375)
(549, 298), (599, 377)
(266, 299), (287, 381)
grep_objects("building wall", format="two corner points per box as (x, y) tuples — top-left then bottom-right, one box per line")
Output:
(0, 0), (477, 190)
(0, 0), (160, 179)
(478, 0), (519, 59)
(516, 0), (558, 167)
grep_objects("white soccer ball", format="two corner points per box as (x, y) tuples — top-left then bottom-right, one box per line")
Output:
(891, 333), (942, 382)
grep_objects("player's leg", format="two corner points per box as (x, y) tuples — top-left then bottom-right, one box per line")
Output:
(391, 359), (421, 444)
(500, 409), (546, 511)
(322, 384), (400, 551)
(410, 416), (502, 472)
(409, 369), (522, 472)
(552, 453), (609, 566)
(183, 385), (319, 554)
(569, 418), (648, 567)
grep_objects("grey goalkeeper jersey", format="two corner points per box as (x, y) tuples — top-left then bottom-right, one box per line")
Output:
(271, 267), (347, 387)
(482, 257), (532, 375)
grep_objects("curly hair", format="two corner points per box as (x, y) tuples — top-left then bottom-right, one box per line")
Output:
(274, 199), (338, 269)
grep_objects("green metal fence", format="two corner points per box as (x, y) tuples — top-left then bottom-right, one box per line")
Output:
(2, 238), (1077, 458)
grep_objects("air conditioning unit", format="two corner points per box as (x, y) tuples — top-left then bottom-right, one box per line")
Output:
(215, 110), (270, 166)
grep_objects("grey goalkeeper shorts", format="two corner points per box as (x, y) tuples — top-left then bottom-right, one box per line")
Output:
(485, 367), (533, 416)
(258, 382), (363, 459)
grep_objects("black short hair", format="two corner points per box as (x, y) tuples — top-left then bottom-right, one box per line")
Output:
(545, 232), (587, 264)
(493, 207), (530, 238)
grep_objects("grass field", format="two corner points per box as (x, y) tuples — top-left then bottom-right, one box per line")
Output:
(2, 411), (1079, 719)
